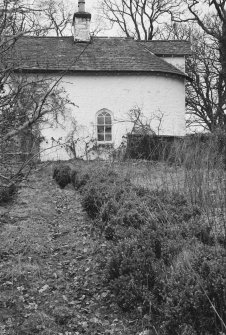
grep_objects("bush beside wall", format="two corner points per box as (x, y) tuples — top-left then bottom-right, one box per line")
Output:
(126, 134), (183, 161)
(126, 133), (226, 168)
(73, 165), (226, 334)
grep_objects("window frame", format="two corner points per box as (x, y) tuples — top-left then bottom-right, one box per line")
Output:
(96, 109), (113, 144)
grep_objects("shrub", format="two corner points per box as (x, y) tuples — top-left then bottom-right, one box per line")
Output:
(105, 237), (160, 312)
(142, 190), (201, 224)
(71, 170), (90, 190)
(70, 168), (78, 187)
(81, 167), (131, 219)
(77, 164), (226, 335)
(159, 242), (226, 335)
(181, 217), (214, 246)
(104, 216), (188, 312)
(0, 183), (17, 205)
(82, 182), (128, 219)
(115, 198), (150, 228)
(103, 197), (155, 240)
(100, 198), (120, 223)
(52, 164), (71, 189)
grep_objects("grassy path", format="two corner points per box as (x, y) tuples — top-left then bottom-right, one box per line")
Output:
(0, 165), (137, 335)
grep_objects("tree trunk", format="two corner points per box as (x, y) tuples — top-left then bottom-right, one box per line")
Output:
(219, 20), (226, 89)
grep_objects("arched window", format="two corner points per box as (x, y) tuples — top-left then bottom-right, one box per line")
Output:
(97, 109), (112, 142)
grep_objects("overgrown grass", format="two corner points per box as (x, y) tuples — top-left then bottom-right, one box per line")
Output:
(113, 135), (226, 243)
(71, 136), (226, 334)
(0, 135), (225, 335)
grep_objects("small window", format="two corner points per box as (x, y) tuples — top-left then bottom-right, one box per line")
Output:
(97, 110), (112, 142)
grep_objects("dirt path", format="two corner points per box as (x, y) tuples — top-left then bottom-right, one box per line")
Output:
(0, 165), (135, 335)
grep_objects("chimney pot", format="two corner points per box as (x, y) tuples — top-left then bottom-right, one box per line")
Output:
(78, 0), (85, 12)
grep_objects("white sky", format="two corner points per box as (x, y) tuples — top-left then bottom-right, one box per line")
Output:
(59, 0), (117, 36)
(29, 0), (213, 38)
(83, 0), (99, 12)
(65, 0), (99, 15)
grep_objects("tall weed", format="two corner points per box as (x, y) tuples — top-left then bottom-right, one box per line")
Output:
(73, 142), (226, 334)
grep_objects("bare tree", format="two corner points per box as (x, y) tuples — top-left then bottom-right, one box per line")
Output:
(0, 0), (73, 196)
(99, 0), (180, 40)
(171, 0), (226, 131)
(0, 72), (73, 187)
(183, 1), (226, 88)
(186, 30), (226, 131)
(32, 0), (73, 37)
(160, 21), (226, 131)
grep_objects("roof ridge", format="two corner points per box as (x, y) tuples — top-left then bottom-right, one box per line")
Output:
(8, 35), (72, 39)
(11, 35), (134, 40)
(93, 36), (133, 39)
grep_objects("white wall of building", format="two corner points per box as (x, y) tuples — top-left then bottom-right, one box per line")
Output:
(40, 73), (185, 160)
(161, 56), (185, 73)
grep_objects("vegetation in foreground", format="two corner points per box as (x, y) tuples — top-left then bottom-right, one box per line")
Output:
(1, 165), (140, 335)
(0, 145), (226, 334)
(70, 161), (226, 335)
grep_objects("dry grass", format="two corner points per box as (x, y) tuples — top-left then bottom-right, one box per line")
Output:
(109, 138), (226, 242)
(0, 135), (225, 334)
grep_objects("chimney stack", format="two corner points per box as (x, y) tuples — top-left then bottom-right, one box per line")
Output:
(73, 0), (91, 42)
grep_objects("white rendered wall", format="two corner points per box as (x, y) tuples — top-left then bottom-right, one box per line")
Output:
(40, 74), (186, 160)
(161, 56), (185, 73)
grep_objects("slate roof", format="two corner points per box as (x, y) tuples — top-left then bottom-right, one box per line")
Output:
(142, 40), (192, 56)
(4, 36), (190, 78)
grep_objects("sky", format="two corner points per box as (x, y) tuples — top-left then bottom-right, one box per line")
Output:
(84, 0), (99, 12)
(28, 0), (213, 39)
(61, 0), (117, 36)
(65, 0), (100, 16)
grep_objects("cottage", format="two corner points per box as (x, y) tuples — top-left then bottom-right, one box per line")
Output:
(8, 0), (192, 160)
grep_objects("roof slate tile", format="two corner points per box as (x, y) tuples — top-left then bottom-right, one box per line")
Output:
(142, 40), (192, 56)
(3, 36), (191, 78)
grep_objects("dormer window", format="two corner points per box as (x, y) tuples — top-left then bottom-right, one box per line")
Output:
(97, 109), (112, 142)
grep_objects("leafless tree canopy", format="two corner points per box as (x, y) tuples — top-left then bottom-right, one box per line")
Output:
(174, 0), (226, 131)
(100, 0), (180, 40)
(32, 0), (73, 36)
(185, 29), (226, 131)
(0, 0), (73, 185)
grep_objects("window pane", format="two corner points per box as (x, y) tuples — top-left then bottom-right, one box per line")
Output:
(98, 134), (104, 141)
(105, 126), (111, 133)
(105, 116), (112, 124)
(105, 134), (112, 141)
(97, 126), (104, 133)
(97, 116), (104, 125)
(97, 110), (112, 142)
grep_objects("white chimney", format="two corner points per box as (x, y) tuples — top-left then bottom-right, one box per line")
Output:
(72, 0), (91, 42)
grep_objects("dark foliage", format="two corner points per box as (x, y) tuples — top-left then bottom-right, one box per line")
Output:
(105, 237), (158, 312)
(71, 170), (90, 190)
(81, 168), (131, 219)
(126, 134), (226, 169)
(0, 183), (17, 205)
(52, 164), (72, 189)
(126, 134), (182, 161)
(159, 243), (226, 334)
(75, 165), (225, 334)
